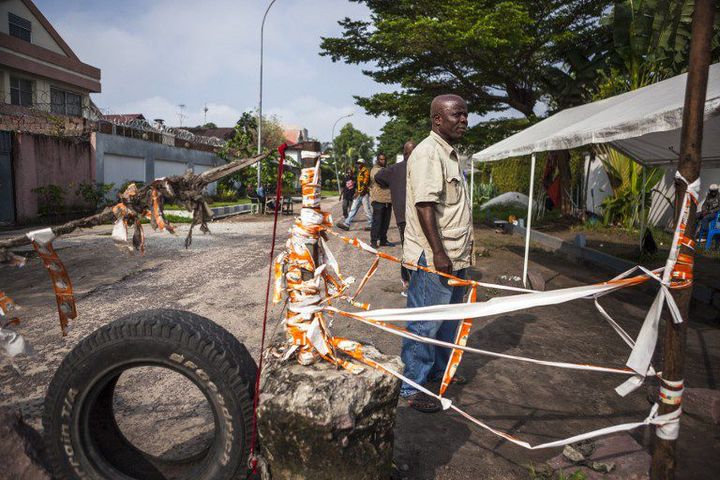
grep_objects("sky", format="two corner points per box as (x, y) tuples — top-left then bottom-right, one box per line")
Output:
(35, 0), (394, 142)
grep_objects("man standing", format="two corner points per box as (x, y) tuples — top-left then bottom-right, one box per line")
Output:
(336, 159), (372, 230)
(369, 153), (394, 248)
(401, 94), (472, 413)
(341, 169), (356, 218)
(375, 141), (416, 291)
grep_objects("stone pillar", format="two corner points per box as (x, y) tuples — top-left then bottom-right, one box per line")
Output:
(258, 345), (402, 480)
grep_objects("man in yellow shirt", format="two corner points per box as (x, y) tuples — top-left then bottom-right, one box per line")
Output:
(336, 159), (372, 230)
(401, 94), (472, 413)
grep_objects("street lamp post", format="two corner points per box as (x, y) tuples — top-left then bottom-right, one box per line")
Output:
(331, 113), (353, 194)
(257, 0), (278, 190)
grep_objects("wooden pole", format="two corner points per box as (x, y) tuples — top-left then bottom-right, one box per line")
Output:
(650, 1), (715, 478)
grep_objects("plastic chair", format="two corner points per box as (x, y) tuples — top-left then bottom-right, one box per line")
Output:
(698, 211), (720, 249)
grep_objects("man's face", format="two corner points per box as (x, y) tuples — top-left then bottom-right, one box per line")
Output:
(434, 100), (468, 142)
(377, 155), (386, 166)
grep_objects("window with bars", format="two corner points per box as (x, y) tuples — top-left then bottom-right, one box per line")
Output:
(10, 77), (33, 107)
(51, 87), (82, 117)
(8, 13), (31, 42)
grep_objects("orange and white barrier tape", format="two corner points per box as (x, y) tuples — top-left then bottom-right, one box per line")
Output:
(27, 228), (77, 336)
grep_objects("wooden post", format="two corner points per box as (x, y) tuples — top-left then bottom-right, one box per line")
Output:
(650, 1), (715, 478)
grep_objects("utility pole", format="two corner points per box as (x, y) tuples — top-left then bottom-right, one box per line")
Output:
(650, 1), (715, 478)
(177, 104), (186, 127)
(203, 103), (208, 125)
(257, 0), (279, 191)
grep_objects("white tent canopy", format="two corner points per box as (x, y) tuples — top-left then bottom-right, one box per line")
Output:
(474, 63), (720, 166)
(471, 63), (720, 287)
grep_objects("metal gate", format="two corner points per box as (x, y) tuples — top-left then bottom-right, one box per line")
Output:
(0, 131), (15, 225)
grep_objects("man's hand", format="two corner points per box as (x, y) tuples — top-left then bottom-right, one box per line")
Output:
(433, 249), (453, 274)
(416, 202), (453, 274)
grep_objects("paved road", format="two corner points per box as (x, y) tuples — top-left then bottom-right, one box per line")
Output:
(1, 199), (718, 479)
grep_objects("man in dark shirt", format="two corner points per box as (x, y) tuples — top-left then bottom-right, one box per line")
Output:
(341, 169), (356, 218)
(376, 141), (416, 291)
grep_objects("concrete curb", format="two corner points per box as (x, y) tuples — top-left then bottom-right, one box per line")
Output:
(166, 203), (254, 219)
(510, 224), (718, 310)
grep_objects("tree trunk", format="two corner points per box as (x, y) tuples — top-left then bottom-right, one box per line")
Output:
(650, 0), (715, 478)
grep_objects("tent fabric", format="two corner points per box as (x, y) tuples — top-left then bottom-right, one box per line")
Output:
(473, 63), (720, 165)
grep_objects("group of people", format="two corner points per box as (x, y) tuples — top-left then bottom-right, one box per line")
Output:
(337, 94), (473, 413)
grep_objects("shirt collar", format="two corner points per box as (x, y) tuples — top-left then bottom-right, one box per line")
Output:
(429, 130), (458, 159)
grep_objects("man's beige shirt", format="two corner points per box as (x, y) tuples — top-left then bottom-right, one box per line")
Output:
(403, 131), (473, 270)
(369, 165), (392, 204)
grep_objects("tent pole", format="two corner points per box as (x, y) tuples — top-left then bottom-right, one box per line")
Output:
(470, 157), (475, 211)
(640, 165), (646, 248)
(523, 153), (536, 287)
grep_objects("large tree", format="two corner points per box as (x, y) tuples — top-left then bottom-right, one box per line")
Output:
(331, 122), (375, 173)
(320, 0), (612, 120)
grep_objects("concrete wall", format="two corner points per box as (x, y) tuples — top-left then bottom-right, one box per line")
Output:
(93, 132), (221, 195)
(12, 132), (94, 221)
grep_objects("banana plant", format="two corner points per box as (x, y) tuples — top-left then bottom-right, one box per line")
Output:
(596, 144), (663, 230)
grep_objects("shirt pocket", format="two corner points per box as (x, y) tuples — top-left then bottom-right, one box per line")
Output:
(441, 225), (470, 259)
(444, 175), (463, 205)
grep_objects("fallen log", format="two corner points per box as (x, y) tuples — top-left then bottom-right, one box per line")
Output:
(0, 153), (266, 251)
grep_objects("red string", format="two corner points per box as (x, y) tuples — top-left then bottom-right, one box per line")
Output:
(249, 143), (287, 471)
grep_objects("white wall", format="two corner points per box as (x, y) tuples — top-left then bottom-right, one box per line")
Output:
(193, 164), (217, 195)
(0, 0), (65, 54)
(103, 154), (145, 190)
(584, 157), (720, 228)
(155, 159), (190, 179)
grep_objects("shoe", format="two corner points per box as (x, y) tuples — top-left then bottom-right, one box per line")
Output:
(400, 291), (408, 298)
(370, 241), (379, 249)
(430, 374), (467, 385)
(405, 392), (441, 413)
(380, 241), (396, 247)
(335, 221), (350, 231)
(363, 226), (372, 231)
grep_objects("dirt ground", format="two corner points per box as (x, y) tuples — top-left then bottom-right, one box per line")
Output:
(1, 198), (719, 479)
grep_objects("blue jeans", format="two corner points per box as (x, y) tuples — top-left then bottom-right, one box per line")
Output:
(343, 194), (372, 226)
(400, 253), (467, 397)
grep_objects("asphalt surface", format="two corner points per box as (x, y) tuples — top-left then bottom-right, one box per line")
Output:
(1, 198), (718, 479)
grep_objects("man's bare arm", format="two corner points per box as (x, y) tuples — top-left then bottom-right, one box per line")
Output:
(416, 202), (452, 274)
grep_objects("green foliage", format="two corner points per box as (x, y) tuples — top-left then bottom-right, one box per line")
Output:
(593, 0), (720, 99)
(217, 112), (292, 193)
(376, 116), (429, 158)
(75, 182), (115, 211)
(489, 156), (541, 196)
(526, 463), (587, 480)
(598, 147), (663, 229)
(32, 184), (66, 216)
(331, 122), (374, 173)
(472, 182), (498, 208)
(320, 1), (612, 120)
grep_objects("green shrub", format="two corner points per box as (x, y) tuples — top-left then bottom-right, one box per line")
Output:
(32, 184), (65, 215)
(76, 182), (115, 211)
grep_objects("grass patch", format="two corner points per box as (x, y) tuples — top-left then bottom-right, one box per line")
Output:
(321, 189), (340, 197)
(526, 463), (587, 480)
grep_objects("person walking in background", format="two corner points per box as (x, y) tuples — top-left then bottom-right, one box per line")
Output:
(341, 169), (356, 218)
(369, 153), (394, 248)
(336, 158), (372, 231)
(401, 94), (472, 413)
(375, 141), (416, 294)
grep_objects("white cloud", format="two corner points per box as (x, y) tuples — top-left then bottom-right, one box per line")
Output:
(267, 95), (386, 143)
(110, 96), (243, 128)
(42, 0), (390, 140)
